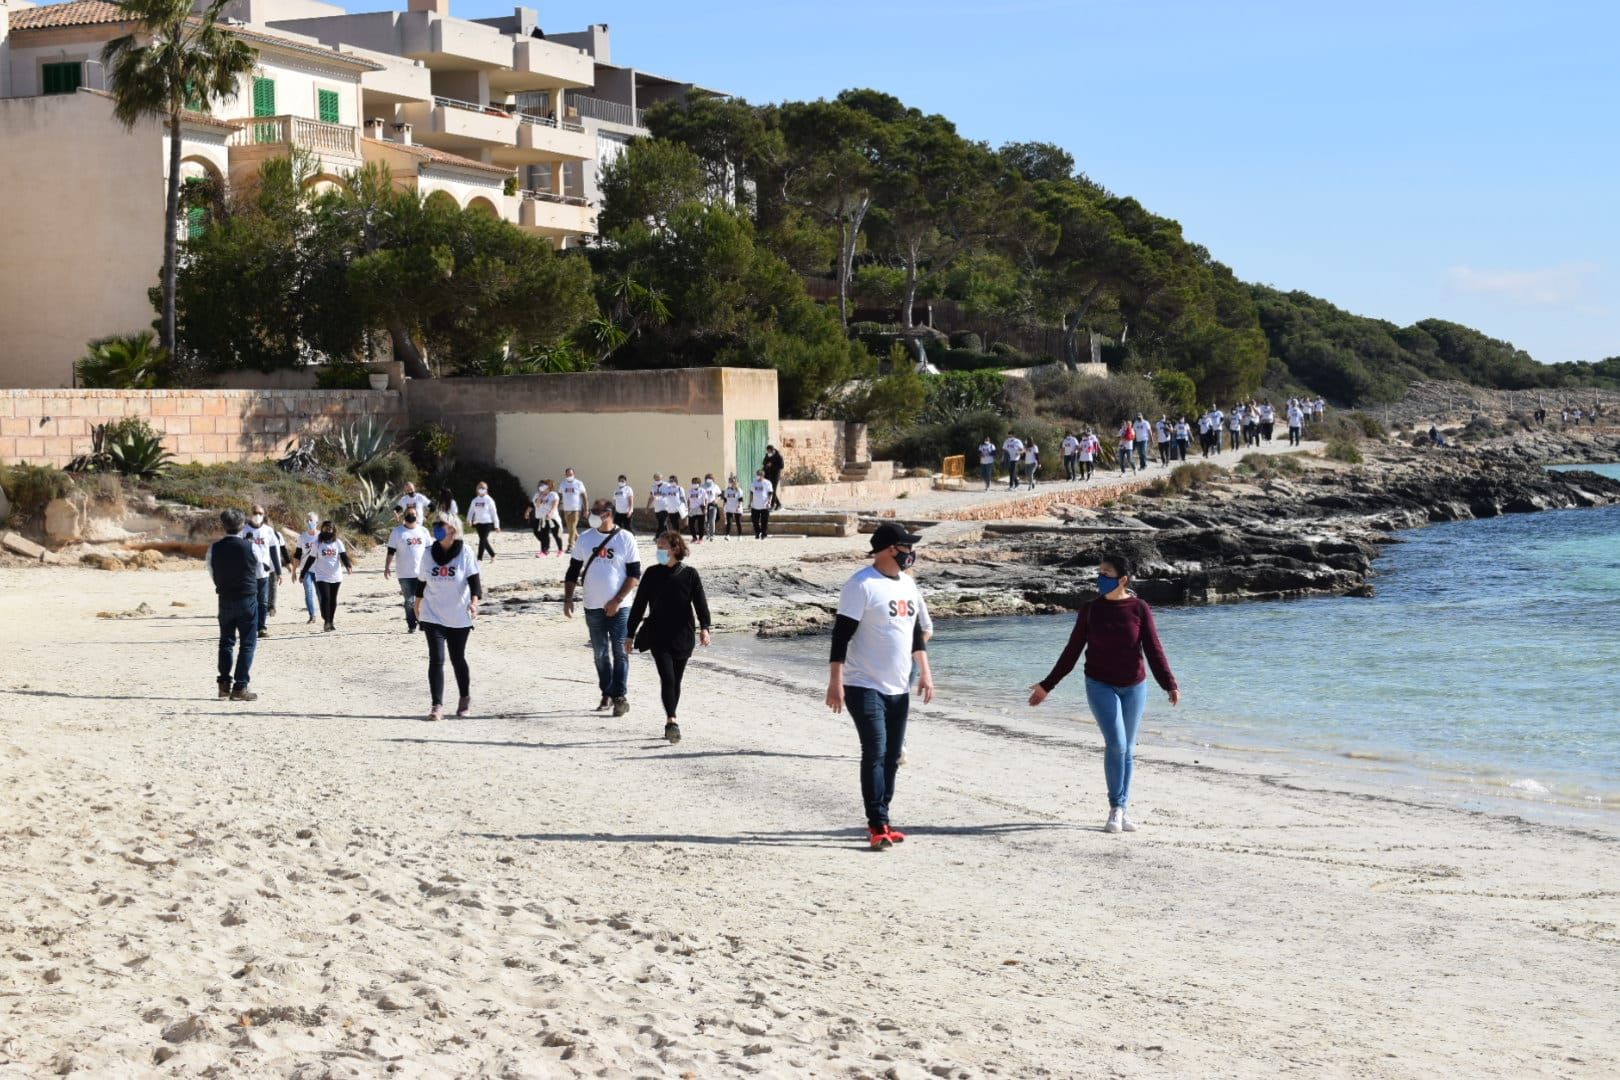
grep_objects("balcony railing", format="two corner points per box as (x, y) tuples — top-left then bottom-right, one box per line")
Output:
(572, 94), (644, 129)
(434, 94), (511, 117)
(522, 189), (591, 207)
(229, 115), (362, 157)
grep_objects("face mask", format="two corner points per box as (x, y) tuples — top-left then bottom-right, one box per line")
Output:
(319, 531), (335, 543)
(538, 484), (548, 492)
(477, 487), (487, 496)
(587, 513), (603, 530)
(1097, 574), (1121, 596)
(433, 525), (448, 542)
(896, 549), (916, 571)
(656, 549), (672, 565)
(404, 515), (418, 526)
(250, 514), (264, 527)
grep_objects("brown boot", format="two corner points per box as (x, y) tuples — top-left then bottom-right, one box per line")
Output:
(230, 686), (258, 702)
(217, 677), (231, 699)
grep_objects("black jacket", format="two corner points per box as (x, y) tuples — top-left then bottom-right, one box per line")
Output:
(208, 535), (257, 599)
(627, 562), (711, 657)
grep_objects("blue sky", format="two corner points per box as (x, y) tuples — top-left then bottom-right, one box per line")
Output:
(447, 0), (1617, 362)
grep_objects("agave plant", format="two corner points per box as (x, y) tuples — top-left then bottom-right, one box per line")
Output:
(345, 477), (396, 540)
(104, 424), (174, 478)
(326, 418), (395, 474)
(76, 331), (170, 389)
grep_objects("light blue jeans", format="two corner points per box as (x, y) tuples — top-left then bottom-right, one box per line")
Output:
(1084, 676), (1148, 809)
(302, 572), (318, 618)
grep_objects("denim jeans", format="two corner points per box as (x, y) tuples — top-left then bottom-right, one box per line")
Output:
(1135, 442), (1149, 469)
(980, 462), (993, 488)
(584, 606), (630, 699)
(302, 573), (318, 618)
(253, 576), (270, 633)
(845, 685), (910, 828)
(399, 577), (418, 629)
(217, 594), (258, 689)
(1084, 676), (1148, 809)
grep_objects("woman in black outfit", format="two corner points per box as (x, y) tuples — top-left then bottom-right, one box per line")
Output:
(627, 531), (712, 744)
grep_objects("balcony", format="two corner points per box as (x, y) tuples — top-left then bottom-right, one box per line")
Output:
(488, 111), (594, 166)
(490, 37), (595, 94)
(398, 11), (512, 71)
(519, 189), (596, 241)
(399, 96), (517, 151)
(226, 115), (364, 182)
(572, 94), (646, 129)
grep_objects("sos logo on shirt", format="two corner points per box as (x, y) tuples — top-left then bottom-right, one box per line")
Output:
(429, 565), (459, 579)
(887, 599), (917, 618)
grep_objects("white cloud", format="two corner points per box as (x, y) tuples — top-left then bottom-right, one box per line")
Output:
(1445, 262), (1600, 307)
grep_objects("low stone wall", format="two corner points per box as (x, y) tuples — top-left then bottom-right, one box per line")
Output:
(779, 475), (936, 508)
(777, 420), (868, 481)
(0, 388), (403, 467)
(934, 475), (1158, 520)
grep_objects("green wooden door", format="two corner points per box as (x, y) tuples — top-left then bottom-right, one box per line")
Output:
(734, 419), (768, 486)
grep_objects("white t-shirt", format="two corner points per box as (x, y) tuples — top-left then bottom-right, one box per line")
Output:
(558, 477), (587, 512)
(435, 499), (459, 520)
(467, 494), (499, 526)
(569, 527), (641, 610)
(837, 565), (928, 696)
(298, 528), (321, 562)
(308, 537), (347, 584)
(1156, 421), (1171, 442)
(702, 479), (723, 505)
(387, 523), (433, 580)
(239, 523), (277, 578)
(1022, 443), (1039, 464)
(1288, 407), (1304, 427)
(688, 484), (709, 510)
(613, 484), (635, 515)
(1002, 437), (1024, 461)
(1229, 412), (1242, 431)
(1078, 436), (1097, 461)
(723, 486), (744, 513)
(1061, 435), (1080, 456)
(395, 492), (431, 517)
(416, 542), (480, 630)
(750, 478), (773, 510)
(978, 442), (997, 465)
(1134, 420), (1152, 442)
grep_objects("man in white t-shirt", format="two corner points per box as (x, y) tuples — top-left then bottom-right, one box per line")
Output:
(826, 523), (935, 851)
(1133, 416), (1152, 470)
(749, 471), (774, 539)
(1021, 439), (1040, 491)
(1002, 434), (1025, 490)
(395, 482), (431, 521)
(613, 475), (636, 535)
(239, 504), (283, 637)
(383, 508), (433, 633)
(564, 498), (642, 716)
(1061, 433), (1081, 481)
(1287, 402), (1305, 446)
(557, 468), (588, 551)
(977, 438), (997, 490)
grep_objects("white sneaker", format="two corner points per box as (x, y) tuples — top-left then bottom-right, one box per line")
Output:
(1120, 813), (1137, 832)
(1104, 808), (1123, 833)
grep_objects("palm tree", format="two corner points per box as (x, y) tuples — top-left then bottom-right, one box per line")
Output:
(103, 0), (255, 355)
(76, 330), (171, 388)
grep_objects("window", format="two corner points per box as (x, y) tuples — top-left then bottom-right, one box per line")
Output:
(186, 205), (206, 241)
(42, 62), (83, 96)
(251, 77), (276, 143)
(317, 89), (340, 124)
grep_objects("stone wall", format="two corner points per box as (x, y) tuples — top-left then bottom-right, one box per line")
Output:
(0, 388), (403, 467)
(934, 475), (1159, 520)
(777, 420), (869, 482)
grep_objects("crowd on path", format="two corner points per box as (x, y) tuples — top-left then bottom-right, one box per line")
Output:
(205, 457), (1181, 849)
(977, 397), (1326, 492)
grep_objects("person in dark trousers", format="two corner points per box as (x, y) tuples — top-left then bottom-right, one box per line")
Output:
(1028, 552), (1180, 834)
(299, 521), (354, 631)
(205, 508), (259, 701)
(412, 516), (481, 722)
(467, 481), (500, 560)
(239, 503), (282, 637)
(826, 523), (935, 851)
(564, 499), (642, 716)
(627, 531), (712, 744)
(749, 470), (773, 539)
(762, 444), (785, 510)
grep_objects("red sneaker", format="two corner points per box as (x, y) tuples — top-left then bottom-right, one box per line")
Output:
(883, 825), (906, 843)
(868, 825), (893, 851)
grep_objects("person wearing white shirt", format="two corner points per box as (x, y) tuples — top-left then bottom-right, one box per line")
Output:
(646, 474), (667, 534)
(1061, 433), (1081, 481)
(239, 504), (283, 637)
(563, 499), (642, 716)
(722, 477), (745, 539)
(1287, 403), (1305, 446)
(1260, 402), (1276, 443)
(525, 479), (562, 557)
(411, 516), (481, 722)
(557, 469), (588, 551)
(977, 438), (997, 490)
(298, 520), (353, 632)
(1132, 416), (1152, 470)
(1228, 406), (1243, 452)
(1021, 440), (1040, 490)
(394, 483), (431, 521)
(749, 471), (774, 539)
(613, 475), (636, 535)
(1174, 417), (1192, 461)
(466, 481), (501, 560)
(1155, 418), (1172, 466)
(1001, 435), (1025, 490)
(1078, 430), (1099, 480)
(383, 509), (433, 633)
(685, 477), (710, 543)
(297, 512), (321, 623)
(826, 523), (935, 851)
(701, 473), (722, 540)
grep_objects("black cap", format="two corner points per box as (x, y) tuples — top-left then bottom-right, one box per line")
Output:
(870, 522), (923, 553)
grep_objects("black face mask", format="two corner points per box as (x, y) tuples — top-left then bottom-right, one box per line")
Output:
(319, 531), (336, 543)
(404, 516), (418, 526)
(895, 549), (916, 571)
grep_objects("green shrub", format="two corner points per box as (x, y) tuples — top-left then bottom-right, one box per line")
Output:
(408, 420), (458, 476)
(988, 341), (1018, 357)
(880, 409), (1009, 469)
(345, 477), (396, 540)
(922, 370), (1005, 423)
(1325, 437), (1364, 464)
(76, 331), (169, 389)
(326, 417), (396, 474)
(832, 367), (930, 439)
(315, 359), (372, 390)
(929, 348), (1017, 372)
(1165, 461), (1220, 492)
(356, 450), (417, 491)
(1027, 369), (1163, 426)
(948, 331), (983, 352)
(0, 462), (73, 520)
(1345, 411), (1387, 439)
(428, 460), (528, 528)
(1237, 452), (1306, 479)
(149, 460), (352, 529)
(1152, 370), (1199, 418)
(104, 421), (174, 478)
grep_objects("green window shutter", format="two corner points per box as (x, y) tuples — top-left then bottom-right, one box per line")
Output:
(43, 62), (83, 95)
(317, 89), (339, 124)
(184, 81), (204, 111)
(186, 205), (206, 241)
(252, 77), (275, 117)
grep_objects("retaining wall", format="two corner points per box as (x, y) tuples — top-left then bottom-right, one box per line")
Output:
(777, 420), (868, 482)
(0, 388), (403, 466)
(933, 475), (1159, 520)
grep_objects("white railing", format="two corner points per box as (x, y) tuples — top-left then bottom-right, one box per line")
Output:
(522, 189), (590, 207)
(434, 94), (510, 118)
(571, 94), (644, 128)
(228, 115), (361, 157)
(517, 111), (559, 127)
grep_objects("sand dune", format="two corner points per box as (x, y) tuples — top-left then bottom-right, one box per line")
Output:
(1, 544), (1616, 1077)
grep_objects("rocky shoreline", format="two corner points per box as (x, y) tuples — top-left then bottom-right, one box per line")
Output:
(744, 429), (1620, 635)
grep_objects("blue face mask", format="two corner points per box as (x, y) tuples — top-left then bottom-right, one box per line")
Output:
(433, 524), (448, 542)
(1097, 574), (1121, 596)
(656, 549), (672, 565)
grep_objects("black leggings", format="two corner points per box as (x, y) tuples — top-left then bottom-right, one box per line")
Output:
(726, 512), (742, 536)
(751, 508), (769, 538)
(315, 580), (341, 625)
(651, 648), (690, 719)
(533, 518), (560, 553)
(689, 511), (704, 541)
(475, 523), (495, 559)
(423, 622), (471, 706)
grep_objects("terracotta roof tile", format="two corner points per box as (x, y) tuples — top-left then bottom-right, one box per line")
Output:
(9, 1), (130, 30)
(362, 137), (514, 177)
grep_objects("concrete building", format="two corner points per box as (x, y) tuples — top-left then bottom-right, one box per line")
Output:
(0, 0), (716, 387)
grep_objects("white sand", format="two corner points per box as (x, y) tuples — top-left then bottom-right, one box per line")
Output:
(1, 537), (1617, 1077)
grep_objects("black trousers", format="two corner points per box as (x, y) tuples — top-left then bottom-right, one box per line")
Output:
(726, 512), (743, 536)
(315, 580), (341, 625)
(751, 508), (769, 538)
(533, 518), (560, 553)
(650, 647), (691, 719)
(474, 522), (495, 559)
(654, 510), (670, 535)
(766, 475), (782, 510)
(423, 622), (471, 706)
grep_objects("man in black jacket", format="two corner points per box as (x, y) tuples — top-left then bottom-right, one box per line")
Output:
(206, 508), (259, 701)
(762, 444), (785, 511)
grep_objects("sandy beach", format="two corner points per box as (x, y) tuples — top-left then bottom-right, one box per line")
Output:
(2, 536), (1617, 1078)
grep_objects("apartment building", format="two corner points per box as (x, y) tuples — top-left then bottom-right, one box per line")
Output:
(0, 0), (716, 387)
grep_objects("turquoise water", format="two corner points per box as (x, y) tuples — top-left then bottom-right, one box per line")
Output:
(747, 463), (1620, 811)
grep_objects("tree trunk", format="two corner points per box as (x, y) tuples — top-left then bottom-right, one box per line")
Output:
(162, 105), (183, 354)
(835, 219), (850, 329)
(901, 242), (920, 331)
(389, 322), (432, 380)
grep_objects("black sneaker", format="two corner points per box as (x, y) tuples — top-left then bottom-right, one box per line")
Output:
(664, 721), (681, 744)
(230, 687), (258, 702)
(216, 677), (231, 699)
(595, 695), (611, 712)
(612, 697), (630, 717)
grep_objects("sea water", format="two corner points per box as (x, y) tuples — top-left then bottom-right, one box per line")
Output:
(732, 463), (1620, 815)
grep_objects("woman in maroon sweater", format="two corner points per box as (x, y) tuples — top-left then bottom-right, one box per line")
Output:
(1028, 553), (1180, 833)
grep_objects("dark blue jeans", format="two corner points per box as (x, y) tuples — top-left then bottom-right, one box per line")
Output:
(584, 607), (630, 699)
(253, 576), (270, 633)
(846, 685), (910, 829)
(217, 594), (258, 689)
